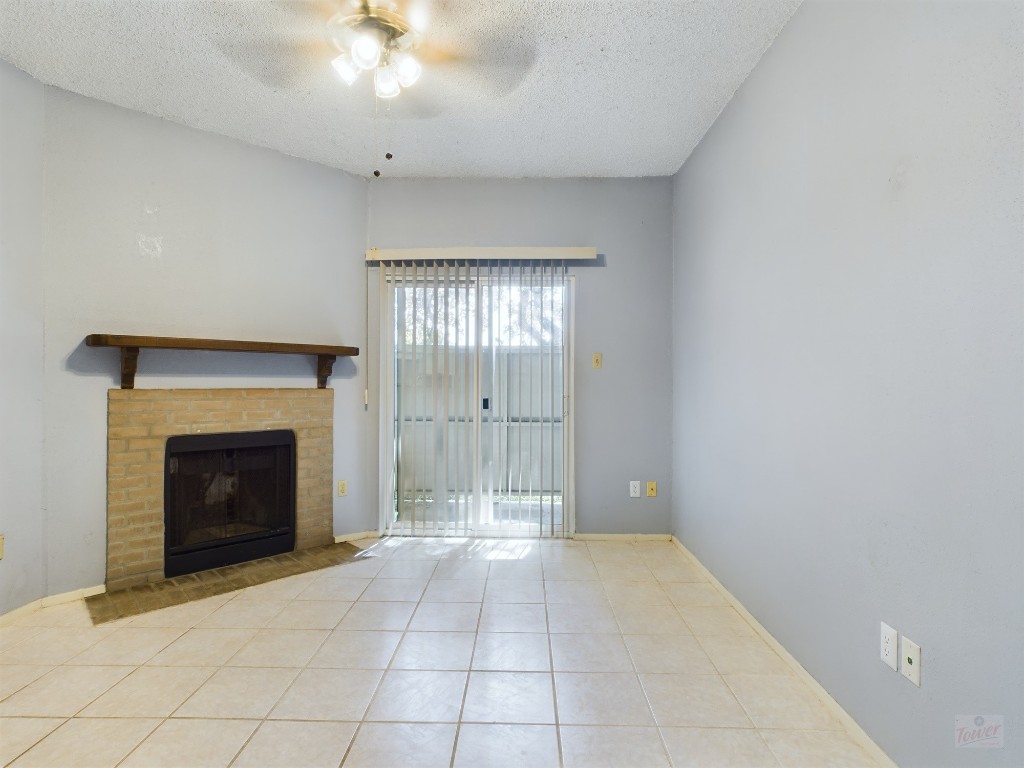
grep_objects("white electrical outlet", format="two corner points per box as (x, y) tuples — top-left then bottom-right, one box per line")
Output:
(900, 636), (921, 686)
(880, 622), (898, 671)
(629, 481), (641, 498)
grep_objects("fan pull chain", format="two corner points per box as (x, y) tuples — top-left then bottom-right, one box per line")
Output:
(372, 98), (396, 178)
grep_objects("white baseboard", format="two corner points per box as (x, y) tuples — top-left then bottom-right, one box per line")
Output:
(0, 584), (106, 626)
(670, 537), (896, 768)
(334, 531), (380, 544)
(573, 533), (672, 542)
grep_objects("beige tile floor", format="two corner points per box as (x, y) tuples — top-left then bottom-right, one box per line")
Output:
(0, 538), (882, 767)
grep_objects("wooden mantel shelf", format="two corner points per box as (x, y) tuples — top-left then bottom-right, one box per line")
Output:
(85, 334), (359, 389)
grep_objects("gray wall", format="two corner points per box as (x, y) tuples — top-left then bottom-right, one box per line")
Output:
(0, 62), (46, 613)
(368, 179), (674, 535)
(671, 1), (1023, 766)
(1, 82), (369, 610)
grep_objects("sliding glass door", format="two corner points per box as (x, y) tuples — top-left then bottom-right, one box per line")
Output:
(379, 261), (573, 538)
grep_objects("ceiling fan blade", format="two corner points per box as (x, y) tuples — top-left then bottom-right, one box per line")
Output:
(407, 0), (539, 98)
(420, 33), (536, 99)
(212, 37), (333, 90)
(202, 0), (340, 89)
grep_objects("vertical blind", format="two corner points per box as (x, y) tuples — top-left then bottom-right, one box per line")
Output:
(377, 260), (572, 538)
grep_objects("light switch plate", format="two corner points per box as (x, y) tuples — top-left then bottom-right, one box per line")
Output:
(900, 636), (921, 686)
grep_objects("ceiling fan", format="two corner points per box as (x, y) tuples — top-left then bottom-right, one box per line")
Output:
(208, 0), (536, 113)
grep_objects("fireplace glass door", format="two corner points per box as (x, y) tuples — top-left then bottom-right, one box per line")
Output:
(164, 430), (295, 577)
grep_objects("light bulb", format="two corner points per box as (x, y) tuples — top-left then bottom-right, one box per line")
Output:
(331, 54), (359, 85)
(392, 52), (422, 88)
(374, 65), (401, 98)
(351, 34), (382, 70)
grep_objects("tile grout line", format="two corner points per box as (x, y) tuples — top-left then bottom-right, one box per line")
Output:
(242, 575), (361, 762)
(124, 564), (363, 767)
(542, 561), (565, 768)
(447, 556), (489, 768)
(230, 588), (350, 766)
(149, 595), (284, 766)
(651, 563), (772, 767)
(337, 550), (438, 766)
(608, 561), (680, 768)
(111, 718), (163, 768)
(0, 716), (71, 767)
(597, 543), (673, 766)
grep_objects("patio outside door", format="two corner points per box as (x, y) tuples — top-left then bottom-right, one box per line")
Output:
(379, 261), (573, 538)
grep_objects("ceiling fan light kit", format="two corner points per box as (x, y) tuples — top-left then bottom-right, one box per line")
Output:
(328, 3), (422, 99)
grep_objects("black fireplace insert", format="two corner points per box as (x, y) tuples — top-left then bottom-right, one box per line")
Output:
(164, 430), (296, 578)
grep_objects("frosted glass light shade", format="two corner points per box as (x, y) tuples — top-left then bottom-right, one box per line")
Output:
(374, 65), (401, 98)
(325, 13), (355, 51)
(352, 34), (382, 70)
(393, 52), (422, 88)
(331, 54), (360, 85)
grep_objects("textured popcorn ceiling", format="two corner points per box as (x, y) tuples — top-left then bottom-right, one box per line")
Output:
(0, 0), (801, 178)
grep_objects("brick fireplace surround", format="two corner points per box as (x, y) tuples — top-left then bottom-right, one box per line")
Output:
(106, 388), (333, 592)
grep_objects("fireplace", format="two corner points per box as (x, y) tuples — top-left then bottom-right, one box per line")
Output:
(106, 388), (333, 592)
